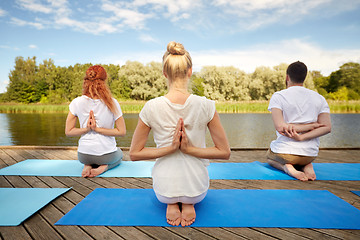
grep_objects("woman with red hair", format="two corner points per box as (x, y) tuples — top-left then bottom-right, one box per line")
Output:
(65, 65), (126, 177)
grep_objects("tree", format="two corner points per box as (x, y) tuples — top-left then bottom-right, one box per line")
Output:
(199, 66), (250, 101)
(317, 62), (360, 100)
(249, 64), (286, 100)
(190, 73), (205, 96)
(117, 61), (167, 100)
(6, 56), (38, 103)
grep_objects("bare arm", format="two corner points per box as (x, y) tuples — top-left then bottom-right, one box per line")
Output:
(129, 118), (182, 161)
(271, 108), (322, 136)
(65, 112), (90, 136)
(180, 111), (231, 160)
(289, 112), (331, 141)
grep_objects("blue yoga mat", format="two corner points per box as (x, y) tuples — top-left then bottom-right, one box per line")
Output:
(0, 188), (71, 226)
(56, 188), (360, 228)
(0, 160), (153, 178)
(1, 160), (359, 180)
(352, 191), (360, 197)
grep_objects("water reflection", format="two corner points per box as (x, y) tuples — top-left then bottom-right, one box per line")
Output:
(1, 113), (359, 148)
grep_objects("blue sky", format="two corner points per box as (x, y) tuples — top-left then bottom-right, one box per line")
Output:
(1, 0), (360, 93)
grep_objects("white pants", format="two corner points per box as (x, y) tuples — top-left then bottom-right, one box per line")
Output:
(155, 191), (207, 204)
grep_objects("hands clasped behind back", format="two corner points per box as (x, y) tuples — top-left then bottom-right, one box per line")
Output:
(86, 110), (97, 132)
(172, 118), (191, 154)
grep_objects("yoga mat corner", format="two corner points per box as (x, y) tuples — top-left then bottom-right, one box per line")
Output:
(0, 188), (71, 226)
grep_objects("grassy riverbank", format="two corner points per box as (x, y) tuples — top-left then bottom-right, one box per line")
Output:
(0, 100), (359, 113)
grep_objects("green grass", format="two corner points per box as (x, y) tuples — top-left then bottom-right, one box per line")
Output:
(215, 101), (268, 113)
(0, 100), (359, 113)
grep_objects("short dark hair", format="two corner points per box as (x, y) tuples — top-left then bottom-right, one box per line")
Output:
(286, 61), (307, 83)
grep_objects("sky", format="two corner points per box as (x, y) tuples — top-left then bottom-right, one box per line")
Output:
(1, 0), (360, 93)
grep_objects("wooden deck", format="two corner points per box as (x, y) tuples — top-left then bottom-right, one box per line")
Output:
(0, 147), (360, 240)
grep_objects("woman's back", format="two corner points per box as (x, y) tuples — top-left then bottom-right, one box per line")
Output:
(139, 94), (215, 148)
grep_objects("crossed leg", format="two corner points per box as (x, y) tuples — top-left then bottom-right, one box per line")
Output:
(81, 165), (92, 178)
(303, 163), (316, 181)
(267, 159), (308, 181)
(89, 165), (108, 178)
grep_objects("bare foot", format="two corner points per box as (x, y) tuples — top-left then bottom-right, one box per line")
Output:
(89, 165), (108, 177)
(303, 163), (316, 181)
(284, 164), (308, 181)
(166, 204), (181, 226)
(82, 165), (92, 178)
(181, 204), (196, 227)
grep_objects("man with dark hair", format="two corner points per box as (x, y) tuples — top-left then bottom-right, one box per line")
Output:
(266, 61), (331, 181)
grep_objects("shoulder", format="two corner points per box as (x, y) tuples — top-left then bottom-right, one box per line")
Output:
(111, 97), (121, 107)
(190, 95), (216, 120)
(71, 95), (85, 102)
(69, 95), (87, 106)
(140, 97), (164, 115)
(143, 96), (165, 108)
(190, 94), (215, 105)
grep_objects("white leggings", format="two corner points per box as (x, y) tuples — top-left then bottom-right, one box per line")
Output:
(155, 191), (207, 204)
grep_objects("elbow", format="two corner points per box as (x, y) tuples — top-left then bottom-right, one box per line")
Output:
(116, 129), (126, 137)
(327, 125), (332, 134)
(121, 129), (127, 136)
(129, 150), (139, 161)
(65, 130), (71, 137)
(222, 148), (231, 160)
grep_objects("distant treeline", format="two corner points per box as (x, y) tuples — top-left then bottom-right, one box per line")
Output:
(0, 56), (359, 104)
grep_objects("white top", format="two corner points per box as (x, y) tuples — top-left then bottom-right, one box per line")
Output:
(268, 86), (330, 156)
(69, 95), (123, 156)
(139, 94), (216, 198)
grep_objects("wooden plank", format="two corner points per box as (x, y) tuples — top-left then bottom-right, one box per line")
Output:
(108, 227), (155, 240)
(166, 227), (217, 239)
(225, 228), (278, 239)
(0, 226), (32, 240)
(136, 227), (185, 240)
(284, 228), (347, 240)
(255, 228), (310, 240)
(194, 228), (248, 240)
(0, 149), (19, 166)
(0, 176), (12, 188)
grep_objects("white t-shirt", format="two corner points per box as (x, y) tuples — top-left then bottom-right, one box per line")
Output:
(69, 95), (123, 156)
(268, 86), (330, 156)
(139, 94), (216, 198)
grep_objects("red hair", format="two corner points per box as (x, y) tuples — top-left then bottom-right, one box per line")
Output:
(82, 65), (117, 115)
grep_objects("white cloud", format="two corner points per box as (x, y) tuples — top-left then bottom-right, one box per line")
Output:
(8, 0), (360, 35)
(10, 0), (202, 34)
(101, 2), (151, 30)
(191, 39), (360, 76)
(211, 0), (360, 30)
(16, 0), (54, 13)
(139, 34), (159, 43)
(28, 44), (38, 49)
(0, 8), (7, 17)
(10, 17), (44, 29)
(97, 39), (360, 76)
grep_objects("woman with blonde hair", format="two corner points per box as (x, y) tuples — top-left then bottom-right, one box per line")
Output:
(65, 65), (126, 177)
(130, 42), (230, 227)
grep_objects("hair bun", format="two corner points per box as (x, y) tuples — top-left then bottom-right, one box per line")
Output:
(167, 41), (185, 55)
(85, 65), (107, 81)
(88, 70), (97, 79)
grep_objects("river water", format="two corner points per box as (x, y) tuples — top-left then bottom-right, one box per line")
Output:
(0, 113), (359, 148)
